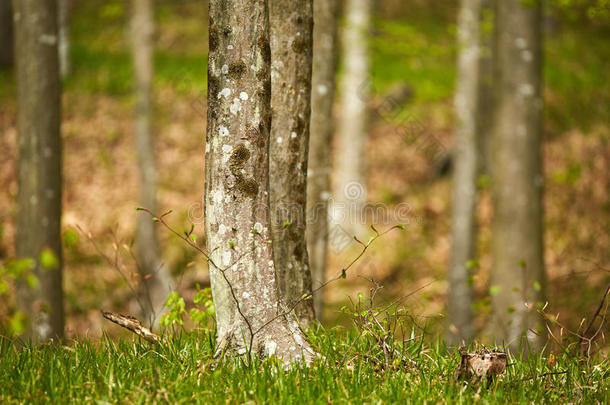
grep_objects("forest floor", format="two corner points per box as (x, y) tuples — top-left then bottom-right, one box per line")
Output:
(0, 329), (608, 404)
(0, 0), (609, 348)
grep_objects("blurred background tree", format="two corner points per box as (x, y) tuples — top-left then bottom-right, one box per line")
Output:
(13, 0), (64, 342)
(307, 0), (339, 322)
(130, 0), (173, 327)
(0, 0), (13, 68)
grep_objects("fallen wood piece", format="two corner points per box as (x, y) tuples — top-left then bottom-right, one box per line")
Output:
(101, 310), (161, 344)
(455, 346), (507, 384)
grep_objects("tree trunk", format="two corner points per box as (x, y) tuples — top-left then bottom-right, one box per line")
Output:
(448, 0), (483, 344)
(476, 0), (495, 176)
(333, 0), (371, 235)
(0, 0), (13, 67)
(205, 0), (315, 363)
(269, 0), (316, 328)
(490, 0), (545, 351)
(13, 0), (64, 342)
(57, 0), (70, 79)
(306, 0), (339, 322)
(131, 0), (173, 326)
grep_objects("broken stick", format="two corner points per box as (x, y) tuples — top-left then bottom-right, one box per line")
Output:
(101, 310), (161, 344)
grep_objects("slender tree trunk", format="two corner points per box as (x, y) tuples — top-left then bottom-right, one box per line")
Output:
(306, 0), (339, 322)
(57, 0), (70, 79)
(491, 0), (545, 351)
(448, 0), (483, 344)
(131, 0), (172, 326)
(13, 0), (64, 342)
(205, 0), (315, 362)
(476, 0), (495, 176)
(333, 0), (371, 235)
(269, 0), (316, 327)
(0, 0), (13, 67)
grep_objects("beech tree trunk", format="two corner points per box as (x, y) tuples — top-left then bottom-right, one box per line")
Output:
(131, 0), (173, 326)
(269, 0), (316, 327)
(490, 0), (545, 351)
(205, 0), (315, 363)
(448, 0), (483, 344)
(306, 0), (339, 322)
(57, 0), (70, 79)
(0, 0), (13, 67)
(13, 0), (64, 342)
(333, 0), (371, 235)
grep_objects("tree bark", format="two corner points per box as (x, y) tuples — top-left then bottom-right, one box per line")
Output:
(333, 0), (371, 235)
(13, 0), (64, 342)
(57, 0), (70, 79)
(269, 0), (316, 327)
(448, 0), (483, 344)
(306, 0), (339, 322)
(476, 0), (495, 176)
(490, 0), (545, 351)
(205, 0), (315, 363)
(0, 0), (13, 67)
(131, 0), (173, 326)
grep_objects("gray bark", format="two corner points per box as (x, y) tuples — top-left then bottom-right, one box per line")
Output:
(269, 0), (316, 327)
(13, 0), (64, 342)
(448, 0), (482, 344)
(490, 0), (545, 351)
(306, 0), (339, 322)
(0, 0), (13, 67)
(131, 0), (173, 326)
(333, 0), (371, 235)
(205, 0), (315, 363)
(57, 0), (70, 79)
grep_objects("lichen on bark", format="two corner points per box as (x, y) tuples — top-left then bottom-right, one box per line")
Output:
(205, 0), (315, 364)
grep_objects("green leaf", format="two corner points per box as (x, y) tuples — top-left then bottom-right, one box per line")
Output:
(228, 241), (235, 249)
(489, 285), (501, 296)
(63, 228), (79, 248)
(0, 279), (8, 295)
(341, 269), (346, 279)
(533, 281), (542, 292)
(517, 259), (527, 268)
(466, 259), (479, 269)
(40, 249), (59, 270)
(8, 311), (27, 335)
(396, 224), (405, 230)
(6, 258), (35, 277)
(26, 274), (40, 290)
(283, 220), (291, 228)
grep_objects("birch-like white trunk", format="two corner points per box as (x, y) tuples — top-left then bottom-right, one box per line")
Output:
(205, 0), (315, 363)
(333, 0), (371, 236)
(131, 0), (173, 326)
(306, 0), (339, 321)
(269, 0), (316, 327)
(491, 0), (545, 351)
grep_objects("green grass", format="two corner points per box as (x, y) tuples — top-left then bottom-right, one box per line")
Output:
(0, 328), (607, 404)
